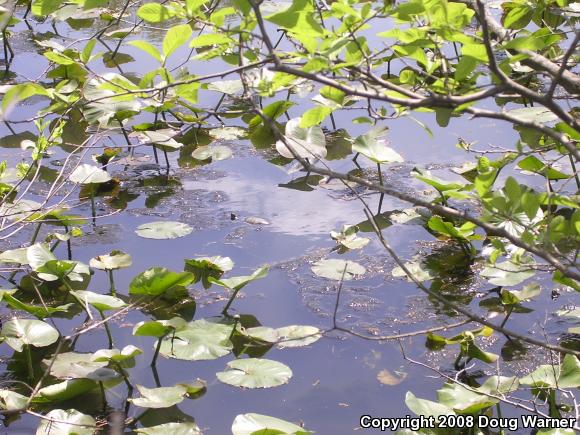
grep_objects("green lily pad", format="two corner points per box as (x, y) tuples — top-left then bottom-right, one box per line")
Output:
(232, 413), (312, 435)
(135, 422), (202, 435)
(192, 145), (233, 161)
(0, 389), (28, 410)
(352, 126), (404, 164)
(392, 262), (434, 282)
(209, 266), (268, 291)
(133, 318), (187, 337)
(330, 225), (370, 250)
(2, 318), (59, 352)
(36, 409), (96, 435)
(68, 164), (112, 184)
(135, 221), (193, 239)
(311, 259), (365, 280)
(159, 319), (233, 361)
(71, 290), (126, 312)
(480, 261), (535, 286)
(89, 250), (132, 270)
(217, 358), (292, 389)
(130, 382), (206, 408)
(129, 267), (195, 296)
(276, 118), (327, 160)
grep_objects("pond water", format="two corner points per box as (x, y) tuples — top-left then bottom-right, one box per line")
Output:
(0, 2), (578, 434)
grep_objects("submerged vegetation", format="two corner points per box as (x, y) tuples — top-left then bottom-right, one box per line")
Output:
(0, 0), (579, 432)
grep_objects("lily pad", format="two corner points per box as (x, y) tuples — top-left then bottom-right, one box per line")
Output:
(36, 409), (96, 435)
(232, 413), (311, 435)
(209, 266), (269, 291)
(2, 318), (59, 352)
(71, 290), (127, 312)
(0, 389), (28, 410)
(192, 145), (233, 161)
(276, 118), (327, 160)
(158, 319), (233, 361)
(311, 259), (365, 280)
(129, 267), (195, 296)
(130, 382), (205, 408)
(480, 261), (535, 286)
(392, 262), (434, 282)
(352, 126), (403, 164)
(135, 221), (193, 239)
(135, 422), (202, 435)
(89, 250), (132, 270)
(216, 358), (292, 389)
(68, 164), (112, 184)
(330, 225), (370, 250)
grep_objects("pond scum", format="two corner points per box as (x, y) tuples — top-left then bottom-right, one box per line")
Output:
(0, 0), (579, 433)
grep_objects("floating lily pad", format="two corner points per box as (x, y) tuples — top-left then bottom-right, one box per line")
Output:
(158, 319), (233, 361)
(232, 413), (311, 435)
(135, 221), (193, 239)
(130, 382), (205, 408)
(68, 164), (112, 184)
(135, 422), (202, 435)
(36, 409), (96, 435)
(311, 259), (365, 281)
(0, 389), (28, 410)
(392, 261), (433, 282)
(217, 358), (292, 389)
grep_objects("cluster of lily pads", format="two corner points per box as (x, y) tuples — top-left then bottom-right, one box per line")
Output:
(0, 237), (323, 433)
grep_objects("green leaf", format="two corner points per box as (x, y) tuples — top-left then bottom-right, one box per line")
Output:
(71, 290), (127, 312)
(501, 283), (541, 305)
(217, 358), (292, 389)
(352, 126), (404, 164)
(68, 164), (112, 184)
(133, 317), (187, 337)
(480, 261), (535, 286)
(163, 24), (192, 59)
(45, 352), (111, 380)
(437, 382), (497, 414)
(311, 259), (365, 280)
(276, 118), (327, 160)
(520, 355), (580, 389)
(89, 250), (132, 270)
(135, 221), (193, 239)
(405, 391), (455, 418)
(130, 382), (205, 408)
(232, 413), (311, 435)
(2, 83), (49, 114)
(507, 107), (559, 124)
(136, 422), (202, 435)
(0, 389), (28, 411)
(392, 262), (433, 282)
(129, 267), (195, 296)
(31, 0), (63, 16)
(136, 3), (175, 23)
(1, 318), (59, 352)
(300, 106), (333, 128)
(184, 256), (234, 289)
(129, 40), (163, 63)
(35, 409), (96, 435)
(158, 319), (233, 361)
(191, 145), (233, 161)
(190, 33), (234, 48)
(517, 156), (569, 180)
(330, 225), (370, 250)
(35, 379), (97, 402)
(209, 266), (268, 291)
